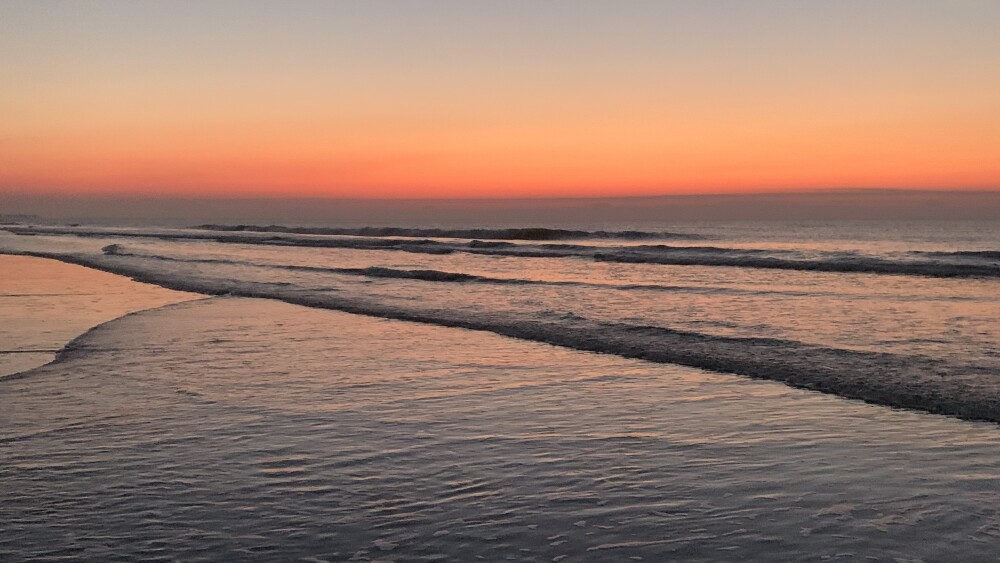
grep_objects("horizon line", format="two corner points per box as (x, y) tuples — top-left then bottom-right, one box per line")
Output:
(5, 187), (1000, 203)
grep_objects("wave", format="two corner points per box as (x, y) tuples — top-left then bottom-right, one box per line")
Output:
(104, 245), (493, 283)
(98, 246), (872, 298)
(8, 226), (1000, 278)
(191, 224), (704, 241)
(913, 250), (1000, 260)
(0, 297), (210, 381)
(7, 249), (1000, 423)
(589, 249), (1000, 278)
(266, 236), (1000, 277)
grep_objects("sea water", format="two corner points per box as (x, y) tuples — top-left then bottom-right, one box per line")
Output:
(1, 220), (999, 561)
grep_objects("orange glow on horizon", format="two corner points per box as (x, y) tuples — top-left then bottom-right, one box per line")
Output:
(4, 92), (999, 199)
(3, 2), (999, 199)
(2, 113), (998, 199)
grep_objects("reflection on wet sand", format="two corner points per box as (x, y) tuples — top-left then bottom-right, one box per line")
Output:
(0, 255), (195, 377)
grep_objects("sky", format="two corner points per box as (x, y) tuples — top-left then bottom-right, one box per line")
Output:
(1, 0), (999, 200)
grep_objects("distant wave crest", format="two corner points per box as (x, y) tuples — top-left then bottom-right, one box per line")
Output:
(913, 249), (1000, 260)
(192, 224), (704, 241)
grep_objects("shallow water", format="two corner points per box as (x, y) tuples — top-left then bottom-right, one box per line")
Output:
(0, 255), (195, 377)
(3, 295), (1000, 562)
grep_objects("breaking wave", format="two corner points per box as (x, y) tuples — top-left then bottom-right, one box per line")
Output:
(589, 248), (1000, 278)
(913, 249), (1000, 260)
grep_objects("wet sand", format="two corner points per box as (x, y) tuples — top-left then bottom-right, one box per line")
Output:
(0, 255), (196, 378)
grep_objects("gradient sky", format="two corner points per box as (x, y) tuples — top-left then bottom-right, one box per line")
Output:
(2, 0), (999, 198)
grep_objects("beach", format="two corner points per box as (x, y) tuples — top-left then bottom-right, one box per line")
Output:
(0, 255), (195, 378)
(5, 1), (1000, 560)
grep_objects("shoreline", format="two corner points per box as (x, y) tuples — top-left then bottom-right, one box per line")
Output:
(0, 254), (197, 378)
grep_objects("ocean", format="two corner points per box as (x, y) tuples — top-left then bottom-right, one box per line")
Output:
(1, 220), (999, 561)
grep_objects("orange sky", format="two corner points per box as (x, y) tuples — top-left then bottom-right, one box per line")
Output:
(2, 1), (999, 199)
